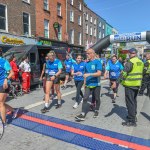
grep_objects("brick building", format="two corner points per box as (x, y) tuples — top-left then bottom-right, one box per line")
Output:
(0, 0), (36, 51)
(0, 0), (36, 37)
(83, 3), (99, 50)
(35, 0), (67, 42)
(67, 0), (84, 45)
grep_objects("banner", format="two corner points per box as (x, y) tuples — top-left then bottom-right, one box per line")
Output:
(110, 32), (146, 43)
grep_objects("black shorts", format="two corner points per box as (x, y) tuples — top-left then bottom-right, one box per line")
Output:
(65, 72), (71, 76)
(110, 78), (118, 82)
(46, 75), (60, 84)
(0, 86), (9, 93)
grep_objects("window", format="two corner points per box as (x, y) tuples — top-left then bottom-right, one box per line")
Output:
(70, 11), (74, 22)
(99, 31), (101, 39)
(94, 19), (96, 25)
(0, 4), (7, 31)
(44, 19), (49, 38)
(30, 53), (36, 64)
(78, 15), (81, 25)
(23, 12), (31, 36)
(85, 13), (88, 21)
(85, 24), (88, 34)
(86, 40), (88, 49)
(90, 27), (92, 35)
(57, 3), (61, 17)
(22, 0), (30, 3)
(78, 2), (81, 10)
(94, 28), (96, 37)
(70, 0), (73, 5)
(58, 24), (62, 41)
(103, 33), (105, 38)
(90, 16), (92, 23)
(103, 24), (105, 29)
(78, 32), (82, 45)
(99, 22), (101, 27)
(44, 0), (49, 10)
(70, 29), (74, 44)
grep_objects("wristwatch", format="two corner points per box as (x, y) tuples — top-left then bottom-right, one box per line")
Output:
(54, 75), (57, 78)
(5, 77), (9, 80)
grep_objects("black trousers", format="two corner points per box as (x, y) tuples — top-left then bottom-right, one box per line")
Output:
(82, 86), (101, 114)
(74, 80), (84, 103)
(125, 87), (139, 122)
(139, 75), (150, 95)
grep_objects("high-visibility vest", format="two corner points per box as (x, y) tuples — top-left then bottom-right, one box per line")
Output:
(122, 57), (144, 87)
(146, 60), (150, 74)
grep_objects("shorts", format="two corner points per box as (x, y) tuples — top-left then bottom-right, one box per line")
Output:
(0, 86), (9, 93)
(46, 75), (60, 84)
(110, 79), (119, 93)
(65, 72), (71, 76)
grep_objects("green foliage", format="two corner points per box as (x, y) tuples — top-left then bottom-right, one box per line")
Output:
(118, 47), (127, 60)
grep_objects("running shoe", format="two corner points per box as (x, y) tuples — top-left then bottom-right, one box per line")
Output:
(55, 104), (61, 109)
(73, 102), (78, 109)
(75, 114), (85, 121)
(80, 98), (83, 103)
(41, 107), (49, 113)
(93, 111), (99, 118)
(12, 108), (20, 119)
(122, 121), (137, 127)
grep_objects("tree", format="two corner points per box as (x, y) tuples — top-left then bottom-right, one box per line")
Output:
(118, 47), (127, 60)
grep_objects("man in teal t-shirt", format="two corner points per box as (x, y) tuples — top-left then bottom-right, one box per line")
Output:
(75, 49), (102, 121)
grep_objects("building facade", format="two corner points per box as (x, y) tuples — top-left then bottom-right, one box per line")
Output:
(83, 3), (99, 50)
(112, 28), (118, 35)
(66, 0), (85, 54)
(97, 16), (106, 40)
(105, 22), (113, 36)
(0, 0), (36, 51)
(0, 0), (36, 37)
(35, 0), (67, 42)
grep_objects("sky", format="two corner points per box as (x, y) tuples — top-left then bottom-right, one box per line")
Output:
(84, 0), (150, 34)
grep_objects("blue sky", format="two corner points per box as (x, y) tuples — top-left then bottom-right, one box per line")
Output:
(84, 0), (150, 34)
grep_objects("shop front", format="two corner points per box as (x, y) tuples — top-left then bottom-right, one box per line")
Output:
(0, 32), (37, 53)
(68, 44), (85, 59)
(37, 37), (69, 60)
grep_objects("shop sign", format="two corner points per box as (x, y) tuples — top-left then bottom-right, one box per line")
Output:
(53, 22), (59, 29)
(0, 33), (37, 45)
(1, 35), (24, 45)
(38, 39), (52, 46)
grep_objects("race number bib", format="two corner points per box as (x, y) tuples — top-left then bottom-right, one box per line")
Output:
(110, 72), (116, 77)
(66, 65), (71, 69)
(48, 70), (55, 75)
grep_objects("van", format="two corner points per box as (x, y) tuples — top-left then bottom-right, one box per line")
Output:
(3, 45), (68, 86)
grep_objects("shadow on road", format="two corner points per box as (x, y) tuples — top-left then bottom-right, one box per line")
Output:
(104, 104), (127, 121)
(140, 112), (150, 121)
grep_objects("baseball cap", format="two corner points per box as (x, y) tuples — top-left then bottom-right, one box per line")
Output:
(128, 48), (137, 54)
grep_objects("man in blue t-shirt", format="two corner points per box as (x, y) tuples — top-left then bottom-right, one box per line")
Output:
(104, 55), (123, 103)
(75, 49), (102, 121)
(62, 54), (76, 90)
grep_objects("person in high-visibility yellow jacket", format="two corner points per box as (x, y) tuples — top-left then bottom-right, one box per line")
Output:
(121, 48), (144, 127)
(139, 53), (150, 96)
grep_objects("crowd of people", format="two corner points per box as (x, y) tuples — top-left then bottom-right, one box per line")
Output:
(0, 46), (150, 128)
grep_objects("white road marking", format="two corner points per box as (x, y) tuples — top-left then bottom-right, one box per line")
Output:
(24, 80), (108, 110)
